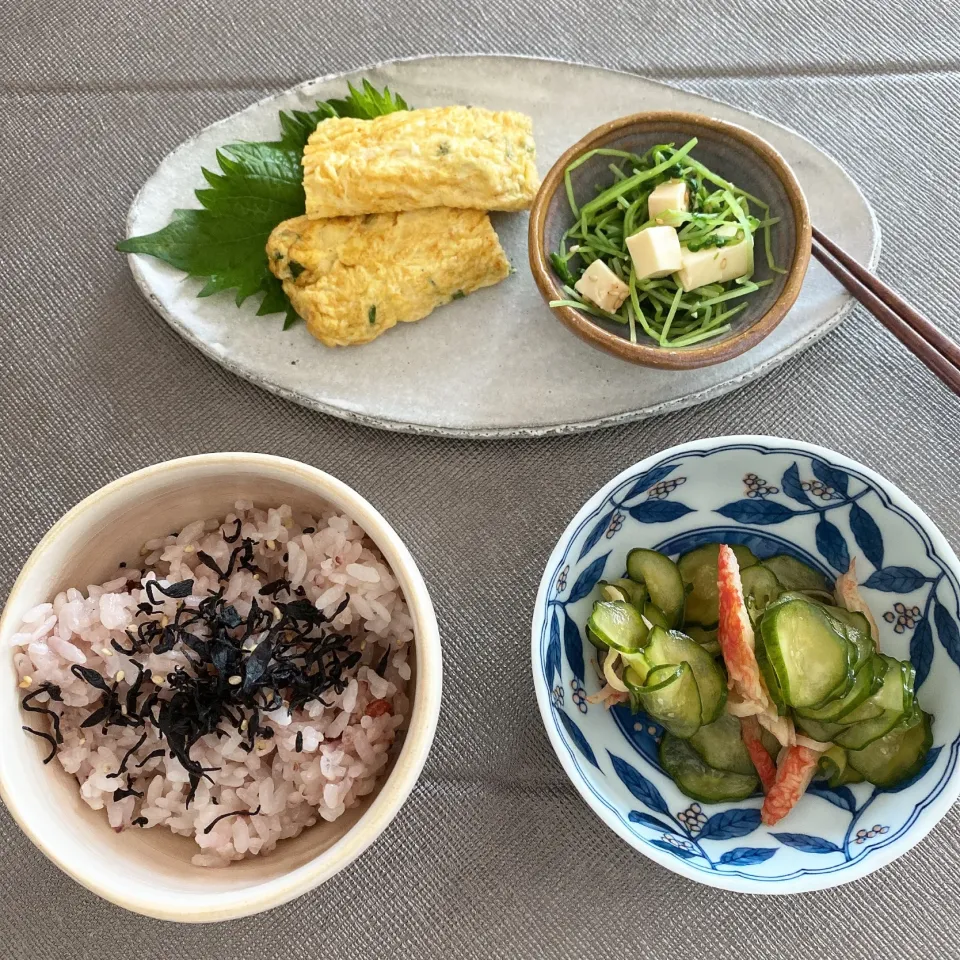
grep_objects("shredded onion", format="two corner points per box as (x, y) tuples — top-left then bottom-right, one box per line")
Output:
(835, 558), (880, 644)
(724, 694), (763, 718)
(757, 710), (796, 748)
(602, 649), (629, 693)
(795, 734), (833, 753)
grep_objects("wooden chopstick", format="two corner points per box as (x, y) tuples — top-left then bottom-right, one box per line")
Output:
(811, 225), (960, 396)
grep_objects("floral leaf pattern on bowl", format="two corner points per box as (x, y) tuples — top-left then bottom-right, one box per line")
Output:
(815, 516), (849, 572)
(628, 810), (682, 835)
(806, 783), (856, 813)
(811, 458), (849, 497)
(622, 465), (678, 503)
(698, 808), (763, 841)
(629, 500), (694, 524)
(910, 617), (935, 689)
(718, 847), (777, 866)
(863, 566), (931, 592)
(849, 502), (884, 569)
(578, 511), (615, 562)
(650, 838), (699, 860)
(545, 611), (562, 688)
(609, 752), (670, 817)
(781, 462), (816, 508)
(556, 710), (599, 770)
(567, 554), (609, 604)
(934, 602), (960, 668)
(771, 833), (842, 855)
(716, 499), (798, 525)
(563, 616), (585, 685)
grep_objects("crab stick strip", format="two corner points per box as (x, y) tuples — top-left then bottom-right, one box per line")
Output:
(716, 545), (767, 706)
(761, 744), (821, 825)
(740, 716), (777, 792)
(835, 558), (879, 645)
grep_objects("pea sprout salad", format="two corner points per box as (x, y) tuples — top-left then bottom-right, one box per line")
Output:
(549, 138), (785, 348)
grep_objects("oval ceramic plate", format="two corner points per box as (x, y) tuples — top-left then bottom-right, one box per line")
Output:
(531, 437), (960, 893)
(124, 55), (878, 438)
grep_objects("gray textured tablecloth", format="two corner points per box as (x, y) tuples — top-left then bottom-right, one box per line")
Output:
(3, 2), (960, 956)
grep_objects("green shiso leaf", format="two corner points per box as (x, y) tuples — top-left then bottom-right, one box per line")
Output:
(116, 82), (410, 327)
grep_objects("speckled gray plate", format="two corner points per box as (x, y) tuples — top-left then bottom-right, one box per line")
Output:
(124, 55), (878, 438)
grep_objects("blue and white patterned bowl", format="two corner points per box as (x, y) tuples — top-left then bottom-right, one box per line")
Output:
(531, 436), (960, 893)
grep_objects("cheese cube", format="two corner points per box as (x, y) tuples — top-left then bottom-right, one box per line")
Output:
(626, 225), (682, 281)
(647, 179), (689, 221)
(574, 259), (629, 312)
(675, 225), (754, 291)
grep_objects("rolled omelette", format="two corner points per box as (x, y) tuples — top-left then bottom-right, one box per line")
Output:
(266, 209), (511, 347)
(301, 106), (540, 219)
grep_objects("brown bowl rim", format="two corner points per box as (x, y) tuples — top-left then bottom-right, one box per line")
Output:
(528, 111), (813, 370)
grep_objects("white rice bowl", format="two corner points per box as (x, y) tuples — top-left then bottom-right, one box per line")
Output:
(10, 501), (413, 866)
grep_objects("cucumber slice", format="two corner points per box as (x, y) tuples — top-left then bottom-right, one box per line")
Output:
(645, 626), (727, 724)
(600, 583), (630, 603)
(677, 543), (758, 627)
(834, 657), (909, 750)
(759, 725), (781, 759)
(684, 625), (717, 646)
(600, 578), (647, 608)
(587, 601), (648, 653)
(621, 650), (652, 681)
(660, 733), (758, 803)
(622, 662), (648, 711)
(762, 554), (830, 594)
(684, 625), (721, 657)
(817, 745), (865, 786)
(848, 706), (932, 787)
(822, 605), (874, 671)
(689, 713), (756, 776)
(635, 662), (702, 738)
(802, 589), (839, 604)
(643, 603), (670, 629)
(796, 716), (845, 742)
(755, 636), (787, 713)
(585, 625), (607, 650)
(817, 745), (847, 783)
(625, 550), (685, 627)
(741, 564), (782, 617)
(797, 655), (886, 723)
(838, 656), (894, 724)
(760, 599), (852, 708)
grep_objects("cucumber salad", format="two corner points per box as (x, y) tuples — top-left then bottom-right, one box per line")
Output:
(586, 544), (932, 825)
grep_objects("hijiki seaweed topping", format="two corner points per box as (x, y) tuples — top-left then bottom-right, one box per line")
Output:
(20, 533), (369, 819)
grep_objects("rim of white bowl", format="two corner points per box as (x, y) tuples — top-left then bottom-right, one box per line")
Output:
(0, 453), (442, 921)
(531, 434), (960, 894)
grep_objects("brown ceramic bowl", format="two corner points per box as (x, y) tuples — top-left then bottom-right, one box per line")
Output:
(529, 112), (812, 369)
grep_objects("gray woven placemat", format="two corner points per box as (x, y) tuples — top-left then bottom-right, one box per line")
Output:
(2, 2), (960, 956)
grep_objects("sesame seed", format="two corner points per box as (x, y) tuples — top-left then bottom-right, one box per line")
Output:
(121, 705), (128, 716)
(228, 676), (242, 685)
(115, 670), (125, 683)
(239, 719), (248, 732)
(266, 540), (276, 550)
(18, 676), (32, 689)
(160, 615), (169, 628)
(252, 574), (260, 581)
(183, 545), (194, 554)
(101, 647), (114, 657)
